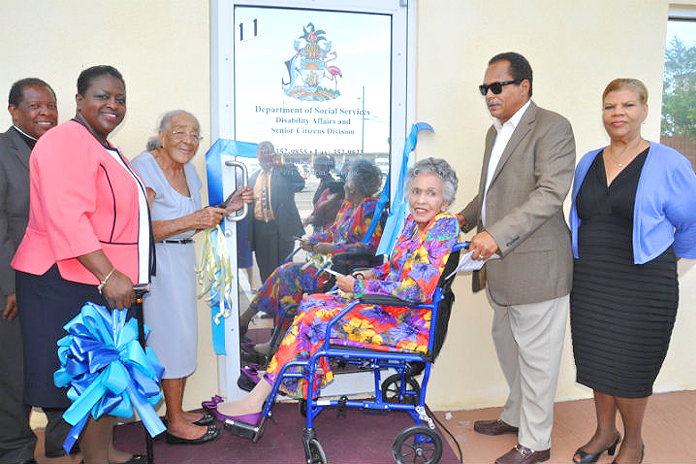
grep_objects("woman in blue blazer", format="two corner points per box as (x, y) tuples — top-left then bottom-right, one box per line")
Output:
(569, 78), (696, 464)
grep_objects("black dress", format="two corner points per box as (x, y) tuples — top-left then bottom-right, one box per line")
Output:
(570, 149), (678, 398)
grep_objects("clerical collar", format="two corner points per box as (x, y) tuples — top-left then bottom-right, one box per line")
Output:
(12, 125), (37, 149)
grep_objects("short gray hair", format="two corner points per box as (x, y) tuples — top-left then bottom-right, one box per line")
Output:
(405, 157), (458, 206)
(146, 109), (200, 150)
(345, 158), (382, 197)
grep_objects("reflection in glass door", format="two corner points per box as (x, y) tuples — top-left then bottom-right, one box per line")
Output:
(212, 0), (411, 400)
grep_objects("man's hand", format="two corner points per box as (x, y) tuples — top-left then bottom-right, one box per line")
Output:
(3, 293), (17, 320)
(469, 231), (499, 260)
(457, 213), (467, 231)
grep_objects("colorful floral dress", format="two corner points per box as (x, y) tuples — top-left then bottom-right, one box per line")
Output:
(248, 197), (382, 318)
(265, 212), (459, 397)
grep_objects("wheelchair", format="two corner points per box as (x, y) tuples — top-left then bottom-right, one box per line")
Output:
(240, 247), (383, 370)
(230, 241), (466, 464)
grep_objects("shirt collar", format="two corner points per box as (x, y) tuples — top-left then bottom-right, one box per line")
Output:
(12, 124), (38, 142)
(493, 99), (532, 132)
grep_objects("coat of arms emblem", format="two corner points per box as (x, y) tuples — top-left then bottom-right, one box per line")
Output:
(282, 23), (342, 101)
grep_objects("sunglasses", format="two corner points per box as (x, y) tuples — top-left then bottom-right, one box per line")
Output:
(479, 79), (522, 96)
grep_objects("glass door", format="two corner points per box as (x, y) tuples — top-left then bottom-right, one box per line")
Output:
(211, 0), (412, 399)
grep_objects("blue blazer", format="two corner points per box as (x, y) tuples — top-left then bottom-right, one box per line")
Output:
(570, 142), (696, 263)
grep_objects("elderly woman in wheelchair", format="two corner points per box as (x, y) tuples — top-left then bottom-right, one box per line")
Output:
(206, 158), (459, 458)
(239, 159), (384, 351)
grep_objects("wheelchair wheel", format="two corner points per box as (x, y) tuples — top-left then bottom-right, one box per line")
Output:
(382, 373), (421, 404)
(392, 425), (442, 464)
(304, 437), (327, 464)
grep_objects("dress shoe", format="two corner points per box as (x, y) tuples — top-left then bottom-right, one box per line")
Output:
(202, 395), (224, 414)
(495, 444), (550, 464)
(611, 444), (644, 464)
(574, 433), (621, 463)
(473, 418), (519, 435)
(211, 406), (262, 425)
(165, 424), (221, 445)
(45, 442), (80, 458)
(192, 412), (215, 426)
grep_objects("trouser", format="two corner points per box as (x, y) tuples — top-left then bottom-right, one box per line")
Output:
(0, 310), (71, 463)
(487, 290), (569, 451)
(253, 220), (295, 282)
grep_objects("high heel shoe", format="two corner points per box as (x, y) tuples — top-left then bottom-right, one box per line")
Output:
(611, 444), (644, 464)
(573, 433), (621, 463)
(202, 395), (224, 414)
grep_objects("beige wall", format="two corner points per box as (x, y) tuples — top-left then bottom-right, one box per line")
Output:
(1, 0), (693, 419)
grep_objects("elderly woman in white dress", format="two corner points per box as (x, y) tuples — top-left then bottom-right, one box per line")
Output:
(131, 110), (251, 445)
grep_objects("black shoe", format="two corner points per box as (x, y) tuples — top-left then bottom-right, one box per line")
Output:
(45, 442), (80, 458)
(20, 459), (38, 464)
(238, 373), (257, 392)
(192, 412), (215, 426)
(165, 425), (221, 445)
(574, 433), (620, 464)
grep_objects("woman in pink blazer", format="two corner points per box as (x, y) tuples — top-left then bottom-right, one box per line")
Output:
(12, 65), (151, 464)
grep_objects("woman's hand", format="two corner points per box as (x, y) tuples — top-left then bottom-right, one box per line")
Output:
(313, 242), (333, 255)
(77, 250), (135, 310)
(191, 207), (227, 229)
(225, 186), (253, 214)
(101, 269), (136, 310)
(300, 239), (315, 252)
(336, 274), (356, 293)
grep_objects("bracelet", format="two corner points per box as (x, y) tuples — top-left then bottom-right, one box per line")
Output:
(97, 268), (116, 294)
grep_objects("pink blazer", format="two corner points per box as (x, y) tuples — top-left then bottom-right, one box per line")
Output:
(12, 120), (145, 285)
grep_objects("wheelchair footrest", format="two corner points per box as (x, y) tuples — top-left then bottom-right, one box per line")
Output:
(223, 417), (262, 440)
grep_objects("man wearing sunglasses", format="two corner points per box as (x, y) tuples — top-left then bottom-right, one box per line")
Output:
(459, 52), (576, 464)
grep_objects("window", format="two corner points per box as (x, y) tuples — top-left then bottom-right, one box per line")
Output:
(661, 7), (696, 169)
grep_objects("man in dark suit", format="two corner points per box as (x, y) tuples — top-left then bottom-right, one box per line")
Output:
(248, 141), (305, 282)
(459, 53), (575, 464)
(0, 78), (72, 464)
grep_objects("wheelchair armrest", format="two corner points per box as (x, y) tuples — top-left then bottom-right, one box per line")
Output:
(358, 294), (416, 307)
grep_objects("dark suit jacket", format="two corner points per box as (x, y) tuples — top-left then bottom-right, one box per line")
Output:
(460, 102), (576, 306)
(248, 163), (305, 248)
(0, 127), (31, 297)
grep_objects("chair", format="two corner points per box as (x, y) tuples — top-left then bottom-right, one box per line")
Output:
(232, 241), (467, 464)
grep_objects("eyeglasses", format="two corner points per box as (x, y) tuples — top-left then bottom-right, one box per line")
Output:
(171, 130), (202, 142)
(478, 79), (522, 96)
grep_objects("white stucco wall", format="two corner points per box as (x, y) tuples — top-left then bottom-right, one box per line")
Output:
(1, 0), (692, 418)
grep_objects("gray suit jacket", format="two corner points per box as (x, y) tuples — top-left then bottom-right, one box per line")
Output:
(0, 127), (31, 297)
(460, 102), (576, 306)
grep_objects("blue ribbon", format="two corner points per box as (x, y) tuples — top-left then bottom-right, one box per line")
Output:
(54, 302), (165, 454)
(204, 139), (258, 354)
(375, 122), (434, 256)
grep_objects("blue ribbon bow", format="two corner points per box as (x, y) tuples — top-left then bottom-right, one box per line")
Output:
(204, 139), (258, 354)
(54, 302), (165, 454)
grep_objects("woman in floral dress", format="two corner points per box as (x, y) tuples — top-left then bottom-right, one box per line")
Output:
(239, 159), (384, 336)
(209, 157), (459, 422)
